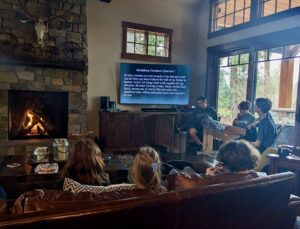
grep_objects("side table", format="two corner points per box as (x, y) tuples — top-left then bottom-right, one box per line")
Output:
(268, 153), (300, 195)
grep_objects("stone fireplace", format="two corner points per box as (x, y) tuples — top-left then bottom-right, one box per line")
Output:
(0, 0), (88, 156)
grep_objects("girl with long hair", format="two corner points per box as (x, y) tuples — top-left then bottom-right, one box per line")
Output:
(132, 147), (166, 192)
(61, 138), (110, 186)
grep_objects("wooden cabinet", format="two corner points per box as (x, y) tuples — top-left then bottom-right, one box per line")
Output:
(99, 112), (190, 152)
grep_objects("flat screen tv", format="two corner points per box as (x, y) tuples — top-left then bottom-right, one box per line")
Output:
(120, 63), (190, 105)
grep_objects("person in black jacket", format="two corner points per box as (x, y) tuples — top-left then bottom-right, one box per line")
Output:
(180, 96), (218, 148)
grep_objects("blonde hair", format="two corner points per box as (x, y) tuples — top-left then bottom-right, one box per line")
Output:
(133, 147), (161, 192)
(61, 138), (109, 186)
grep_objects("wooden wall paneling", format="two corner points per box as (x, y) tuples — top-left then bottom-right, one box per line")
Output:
(131, 114), (155, 146)
(101, 113), (132, 148)
(154, 114), (175, 149)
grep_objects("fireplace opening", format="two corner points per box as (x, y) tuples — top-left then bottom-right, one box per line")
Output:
(8, 90), (68, 140)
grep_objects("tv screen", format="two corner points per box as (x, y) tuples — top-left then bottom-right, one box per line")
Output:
(120, 63), (190, 105)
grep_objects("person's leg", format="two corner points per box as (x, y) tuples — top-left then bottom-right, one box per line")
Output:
(188, 127), (202, 145)
(253, 147), (278, 172)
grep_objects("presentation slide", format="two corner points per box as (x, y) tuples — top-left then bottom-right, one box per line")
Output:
(120, 63), (190, 105)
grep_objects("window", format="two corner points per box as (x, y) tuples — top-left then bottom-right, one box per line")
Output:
(263, 0), (300, 16)
(210, 0), (300, 35)
(217, 53), (249, 125)
(255, 44), (300, 125)
(122, 22), (173, 62)
(212, 0), (251, 32)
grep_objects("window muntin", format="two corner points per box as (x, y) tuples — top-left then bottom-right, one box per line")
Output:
(217, 53), (249, 125)
(122, 22), (172, 62)
(212, 0), (251, 32)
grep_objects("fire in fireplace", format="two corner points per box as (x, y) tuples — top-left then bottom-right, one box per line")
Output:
(8, 90), (68, 140)
(20, 109), (53, 137)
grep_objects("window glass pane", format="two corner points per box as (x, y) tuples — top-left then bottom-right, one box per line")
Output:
(148, 45), (155, 56)
(235, 10), (244, 25)
(217, 2), (226, 18)
(269, 47), (283, 60)
(156, 47), (166, 57)
(216, 17), (225, 31)
(226, 0), (235, 14)
(255, 48), (300, 125)
(256, 60), (281, 109)
(157, 35), (165, 47)
(127, 31), (134, 42)
(229, 55), (239, 65)
(236, 0), (244, 11)
(126, 43), (134, 53)
(225, 14), (234, 27)
(244, 8), (251, 22)
(240, 53), (249, 64)
(245, 0), (251, 8)
(264, 0), (276, 16)
(291, 0), (300, 8)
(217, 60), (249, 125)
(135, 32), (146, 44)
(257, 50), (268, 61)
(277, 0), (290, 12)
(135, 44), (146, 55)
(219, 57), (228, 67)
(285, 45), (300, 58)
(148, 34), (156, 45)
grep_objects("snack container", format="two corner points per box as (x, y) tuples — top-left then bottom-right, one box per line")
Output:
(53, 138), (69, 161)
(33, 146), (49, 163)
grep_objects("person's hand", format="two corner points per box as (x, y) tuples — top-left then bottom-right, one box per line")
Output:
(206, 167), (218, 175)
(247, 123), (255, 130)
(235, 120), (241, 125)
(206, 162), (223, 175)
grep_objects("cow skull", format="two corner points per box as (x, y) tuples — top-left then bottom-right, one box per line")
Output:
(16, 0), (77, 47)
(35, 18), (48, 47)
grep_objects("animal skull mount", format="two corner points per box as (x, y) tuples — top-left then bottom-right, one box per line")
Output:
(17, 0), (77, 47)
(34, 18), (49, 47)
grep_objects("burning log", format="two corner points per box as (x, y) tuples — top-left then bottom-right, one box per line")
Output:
(17, 109), (54, 136)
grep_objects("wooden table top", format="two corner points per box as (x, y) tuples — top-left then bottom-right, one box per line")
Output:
(0, 154), (128, 178)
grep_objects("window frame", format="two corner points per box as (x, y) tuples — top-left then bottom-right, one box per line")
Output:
(209, 0), (300, 38)
(122, 21), (173, 63)
(206, 27), (300, 147)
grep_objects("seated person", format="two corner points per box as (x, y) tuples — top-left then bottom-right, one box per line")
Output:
(133, 146), (167, 192)
(60, 138), (110, 187)
(233, 101), (255, 129)
(206, 140), (264, 176)
(248, 98), (276, 153)
(180, 96), (217, 148)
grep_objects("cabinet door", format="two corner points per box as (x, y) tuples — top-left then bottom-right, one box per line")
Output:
(99, 113), (132, 148)
(131, 114), (154, 146)
(154, 114), (175, 149)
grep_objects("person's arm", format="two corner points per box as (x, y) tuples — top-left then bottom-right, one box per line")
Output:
(252, 124), (263, 147)
(252, 139), (262, 147)
(211, 108), (218, 121)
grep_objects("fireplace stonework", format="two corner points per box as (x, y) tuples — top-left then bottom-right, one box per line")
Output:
(0, 0), (88, 156)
